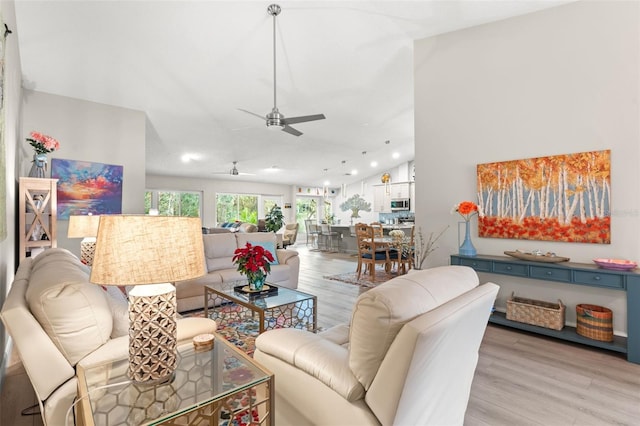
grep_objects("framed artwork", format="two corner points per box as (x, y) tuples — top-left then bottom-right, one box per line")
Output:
(51, 159), (123, 219)
(477, 150), (611, 244)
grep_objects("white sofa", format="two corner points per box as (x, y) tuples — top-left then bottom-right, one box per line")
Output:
(254, 266), (499, 426)
(175, 232), (300, 312)
(0, 248), (217, 426)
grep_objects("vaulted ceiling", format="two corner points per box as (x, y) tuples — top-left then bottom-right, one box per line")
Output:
(15, 1), (570, 187)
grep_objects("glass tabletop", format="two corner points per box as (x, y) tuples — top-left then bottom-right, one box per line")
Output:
(217, 281), (315, 309)
(79, 334), (271, 425)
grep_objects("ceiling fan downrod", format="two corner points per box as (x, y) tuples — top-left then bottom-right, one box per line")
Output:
(268, 4), (281, 121)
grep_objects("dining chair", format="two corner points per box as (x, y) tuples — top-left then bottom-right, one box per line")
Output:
(355, 224), (392, 280)
(394, 225), (415, 274)
(370, 221), (384, 238)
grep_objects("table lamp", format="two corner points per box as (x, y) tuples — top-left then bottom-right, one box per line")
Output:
(67, 214), (101, 265)
(90, 215), (205, 383)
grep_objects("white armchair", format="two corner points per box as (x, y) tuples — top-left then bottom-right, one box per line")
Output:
(282, 222), (299, 248)
(254, 266), (499, 425)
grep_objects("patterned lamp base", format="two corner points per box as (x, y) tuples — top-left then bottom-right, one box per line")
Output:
(80, 239), (96, 266)
(128, 283), (178, 383)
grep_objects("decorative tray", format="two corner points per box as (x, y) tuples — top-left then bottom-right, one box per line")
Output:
(234, 284), (278, 298)
(593, 258), (638, 271)
(504, 251), (570, 263)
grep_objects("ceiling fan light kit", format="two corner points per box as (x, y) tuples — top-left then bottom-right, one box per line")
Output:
(239, 4), (326, 137)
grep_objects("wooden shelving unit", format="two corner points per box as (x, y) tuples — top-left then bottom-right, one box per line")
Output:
(19, 177), (58, 261)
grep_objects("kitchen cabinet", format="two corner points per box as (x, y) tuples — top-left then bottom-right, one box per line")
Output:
(373, 185), (390, 212)
(410, 182), (415, 211)
(389, 182), (410, 199)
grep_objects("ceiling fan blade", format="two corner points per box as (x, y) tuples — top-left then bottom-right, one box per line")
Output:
(282, 125), (303, 136)
(282, 114), (326, 125)
(238, 108), (266, 121)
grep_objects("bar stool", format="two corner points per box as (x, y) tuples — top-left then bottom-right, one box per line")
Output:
(305, 219), (320, 248)
(320, 224), (340, 252)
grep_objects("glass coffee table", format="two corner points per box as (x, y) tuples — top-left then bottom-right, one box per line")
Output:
(204, 281), (317, 335)
(76, 332), (273, 426)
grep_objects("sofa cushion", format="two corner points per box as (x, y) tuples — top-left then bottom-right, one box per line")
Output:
(25, 249), (112, 366)
(348, 266), (479, 390)
(203, 233), (237, 272)
(248, 240), (279, 265)
(236, 231), (276, 248)
(103, 286), (129, 338)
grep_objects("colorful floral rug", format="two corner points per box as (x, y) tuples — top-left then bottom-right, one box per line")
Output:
(181, 308), (258, 355)
(323, 268), (398, 287)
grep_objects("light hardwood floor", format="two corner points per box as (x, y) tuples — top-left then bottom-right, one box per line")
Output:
(2, 244), (639, 425)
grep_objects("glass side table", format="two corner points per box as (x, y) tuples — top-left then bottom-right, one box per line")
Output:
(76, 332), (274, 426)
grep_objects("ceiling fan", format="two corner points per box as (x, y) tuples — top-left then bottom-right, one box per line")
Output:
(212, 161), (254, 176)
(239, 4), (326, 137)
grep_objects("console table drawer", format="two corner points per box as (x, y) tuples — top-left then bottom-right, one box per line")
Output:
(530, 266), (571, 282)
(573, 271), (624, 289)
(493, 262), (528, 277)
(457, 258), (492, 272)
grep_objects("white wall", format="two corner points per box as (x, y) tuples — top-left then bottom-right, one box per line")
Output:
(0, 0), (23, 374)
(21, 90), (146, 255)
(414, 1), (639, 334)
(146, 174), (296, 227)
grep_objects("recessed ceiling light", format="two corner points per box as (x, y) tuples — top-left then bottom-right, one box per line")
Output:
(351, 169), (358, 175)
(323, 180), (330, 186)
(265, 166), (279, 173)
(392, 152), (400, 159)
(181, 153), (200, 163)
(370, 161), (378, 167)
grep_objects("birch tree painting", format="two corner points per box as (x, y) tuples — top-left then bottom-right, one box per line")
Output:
(477, 150), (610, 244)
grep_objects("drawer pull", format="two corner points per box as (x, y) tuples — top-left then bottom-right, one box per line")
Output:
(594, 276), (601, 281)
(546, 271), (553, 276)
(506, 266), (512, 270)
(472, 262), (477, 267)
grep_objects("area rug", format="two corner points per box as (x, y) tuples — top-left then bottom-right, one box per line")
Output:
(323, 269), (397, 288)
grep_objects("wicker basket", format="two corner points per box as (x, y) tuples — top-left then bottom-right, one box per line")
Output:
(576, 304), (613, 342)
(506, 292), (565, 330)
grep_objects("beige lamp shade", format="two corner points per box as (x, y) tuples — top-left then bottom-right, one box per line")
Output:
(89, 215), (206, 383)
(90, 215), (205, 285)
(67, 214), (101, 238)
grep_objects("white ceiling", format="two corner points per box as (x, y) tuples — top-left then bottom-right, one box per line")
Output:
(14, 0), (570, 187)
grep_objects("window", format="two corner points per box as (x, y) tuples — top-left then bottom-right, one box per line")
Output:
(216, 193), (283, 225)
(145, 190), (201, 217)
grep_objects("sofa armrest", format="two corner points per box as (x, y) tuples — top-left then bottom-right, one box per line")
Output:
(77, 336), (129, 368)
(276, 248), (298, 265)
(255, 328), (364, 401)
(1, 306), (75, 401)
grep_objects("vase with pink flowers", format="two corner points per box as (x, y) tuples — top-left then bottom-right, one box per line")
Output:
(26, 131), (60, 178)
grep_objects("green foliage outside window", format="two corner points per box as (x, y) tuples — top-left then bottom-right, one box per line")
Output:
(145, 190), (200, 217)
(216, 194), (259, 224)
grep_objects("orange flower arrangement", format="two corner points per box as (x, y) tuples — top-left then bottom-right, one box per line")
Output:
(453, 201), (479, 222)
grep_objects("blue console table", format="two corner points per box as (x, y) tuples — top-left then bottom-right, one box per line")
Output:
(450, 254), (640, 364)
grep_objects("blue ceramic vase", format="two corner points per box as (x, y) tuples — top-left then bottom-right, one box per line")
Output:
(459, 220), (477, 257)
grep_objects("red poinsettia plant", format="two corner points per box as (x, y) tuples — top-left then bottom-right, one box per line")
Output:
(232, 242), (275, 282)
(452, 201), (480, 222)
(26, 131), (60, 155)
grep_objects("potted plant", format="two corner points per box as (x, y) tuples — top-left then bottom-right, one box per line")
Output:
(265, 205), (284, 232)
(233, 242), (275, 290)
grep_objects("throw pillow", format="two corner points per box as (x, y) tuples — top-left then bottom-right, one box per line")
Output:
(249, 241), (279, 265)
(103, 286), (129, 338)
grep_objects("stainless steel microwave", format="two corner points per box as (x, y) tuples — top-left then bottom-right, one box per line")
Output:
(390, 199), (410, 211)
